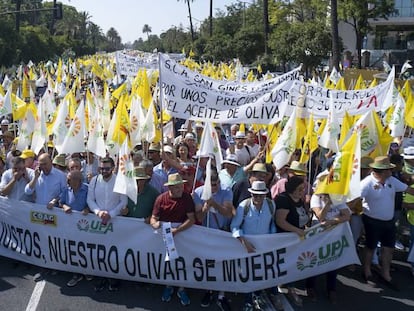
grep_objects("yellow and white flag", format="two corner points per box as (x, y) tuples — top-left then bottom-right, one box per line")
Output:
(315, 130), (358, 196)
(113, 138), (137, 203)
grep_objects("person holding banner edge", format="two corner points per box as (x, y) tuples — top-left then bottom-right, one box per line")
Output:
(150, 173), (196, 306)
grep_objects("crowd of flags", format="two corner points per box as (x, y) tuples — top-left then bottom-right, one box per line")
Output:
(0, 52), (413, 203)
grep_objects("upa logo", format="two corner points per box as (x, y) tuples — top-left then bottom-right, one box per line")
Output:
(296, 235), (350, 271)
(296, 251), (317, 271)
(77, 219), (113, 234)
(31, 211), (57, 226)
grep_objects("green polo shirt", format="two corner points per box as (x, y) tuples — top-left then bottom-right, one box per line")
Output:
(127, 183), (159, 219)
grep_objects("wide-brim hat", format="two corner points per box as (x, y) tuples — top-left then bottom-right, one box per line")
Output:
(369, 156), (395, 170)
(148, 142), (161, 152)
(403, 146), (414, 160)
(134, 166), (150, 180)
(222, 154), (240, 167)
(251, 163), (267, 173)
(52, 154), (67, 167)
(164, 173), (187, 186)
(361, 156), (374, 169)
(235, 131), (246, 139)
(248, 181), (269, 195)
(289, 161), (308, 175)
(178, 125), (187, 132)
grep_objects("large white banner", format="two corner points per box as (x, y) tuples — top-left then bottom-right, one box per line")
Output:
(116, 51), (185, 76)
(287, 67), (395, 118)
(0, 198), (359, 293)
(159, 53), (300, 124)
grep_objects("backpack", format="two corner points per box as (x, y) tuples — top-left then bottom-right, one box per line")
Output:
(240, 197), (276, 231)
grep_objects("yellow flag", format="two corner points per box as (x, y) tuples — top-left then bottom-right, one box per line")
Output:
(317, 118), (326, 137)
(315, 130), (357, 195)
(371, 112), (393, 158)
(136, 69), (152, 109)
(265, 123), (280, 164)
(11, 94), (27, 120)
(335, 77), (347, 90)
(295, 118), (307, 149)
(405, 92), (414, 128)
(368, 78), (378, 88)
(354, 74), (366, 90)
(300, 114), (318, 163)
(111, 82), (127, 100)
(112, 95), (130, 145)
(239, 123), (246, 133)
(338, 111), (354, 147)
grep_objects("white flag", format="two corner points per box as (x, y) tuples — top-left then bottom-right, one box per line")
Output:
(318, 95), (340, 152)
(16, 109), (36, 151)
(352, 110), (379, 157)
(0, 85), (12, 117)
(347, 131), (361, 201)
(388, 88), (405, 138)
(58, 100), (86, 154)
(129, 95), (144, 147)
(141, 102), (156, 143)
(113, 138), (137, 203)
(52, 98), (70, 150)
(87, 101), (106, 158)
(271, 108), (297, 170)
(201, 158), (212, 200)
(198, 122), (223, 170)
(31, 97), (47, 155)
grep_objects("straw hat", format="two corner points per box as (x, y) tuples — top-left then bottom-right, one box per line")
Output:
(164, 173), (187, 186)
(148, 142), (161, 152)
(235, 131), (246, 139)
(222, 154), (240, 167)
(369, 156), (395, 170)
(361, 156), (374, 169)
(289, 161), (308, 175)
(133, 167), (150, 180)
(21, 149), (36, 159)
(251, 163), (267, 173)
(248, 181), (269, 195)
(52, 154), (67, 167)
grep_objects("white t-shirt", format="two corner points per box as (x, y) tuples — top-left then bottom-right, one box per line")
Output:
(361, 173), (407, 221)
(310, 194), (350, 222)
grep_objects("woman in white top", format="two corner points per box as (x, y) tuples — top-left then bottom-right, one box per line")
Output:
(306, 193), (351, 304)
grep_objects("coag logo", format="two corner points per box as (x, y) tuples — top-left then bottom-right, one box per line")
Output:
(31, 211), (57, 226)
(296, 251), (317, 271)
(77, 219), (113, 234)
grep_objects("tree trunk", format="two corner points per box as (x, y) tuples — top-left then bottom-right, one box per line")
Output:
(187, 0), (195, 42)
(330, 0), (340, 71)
(263, 0), (269, 55)
(15, 0), (21, 32)
(209, 0), (213, 37)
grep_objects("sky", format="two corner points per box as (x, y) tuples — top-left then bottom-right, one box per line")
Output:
(60, 0), (241, 43)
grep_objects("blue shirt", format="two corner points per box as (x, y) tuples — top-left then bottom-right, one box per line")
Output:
(231, 197), (276, 237)
(193, 185), (233, 230)
(25, 167), (67, 204)
(60, 183), (88, 211)
(219, 167), (246, 190)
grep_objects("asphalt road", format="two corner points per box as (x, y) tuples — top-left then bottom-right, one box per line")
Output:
(0, 248), (413, 311)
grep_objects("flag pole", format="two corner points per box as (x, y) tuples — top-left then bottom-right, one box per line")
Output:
(158, 53), (164, 152)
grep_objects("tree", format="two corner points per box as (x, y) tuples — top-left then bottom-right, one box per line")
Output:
(331, 0), (340, 71)
(178, 0), (195, 42)
(209, 0), (213, 37)
(263, 0), (269, 54)
(106, 27), (122, 51)
(142, 24), (152, 40)
(338, 0), (395, 68)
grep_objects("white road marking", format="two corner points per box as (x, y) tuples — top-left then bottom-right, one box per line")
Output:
(25, 280), (46, 311)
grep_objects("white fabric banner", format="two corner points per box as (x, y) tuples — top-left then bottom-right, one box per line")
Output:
(116, 51), (185, 76)
(159, 53), (300, 124)
(287, 67), (395, 118)
(0, 197), (360, 293)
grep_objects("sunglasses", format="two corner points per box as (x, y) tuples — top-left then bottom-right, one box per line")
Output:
(99, 167), (113, 171)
